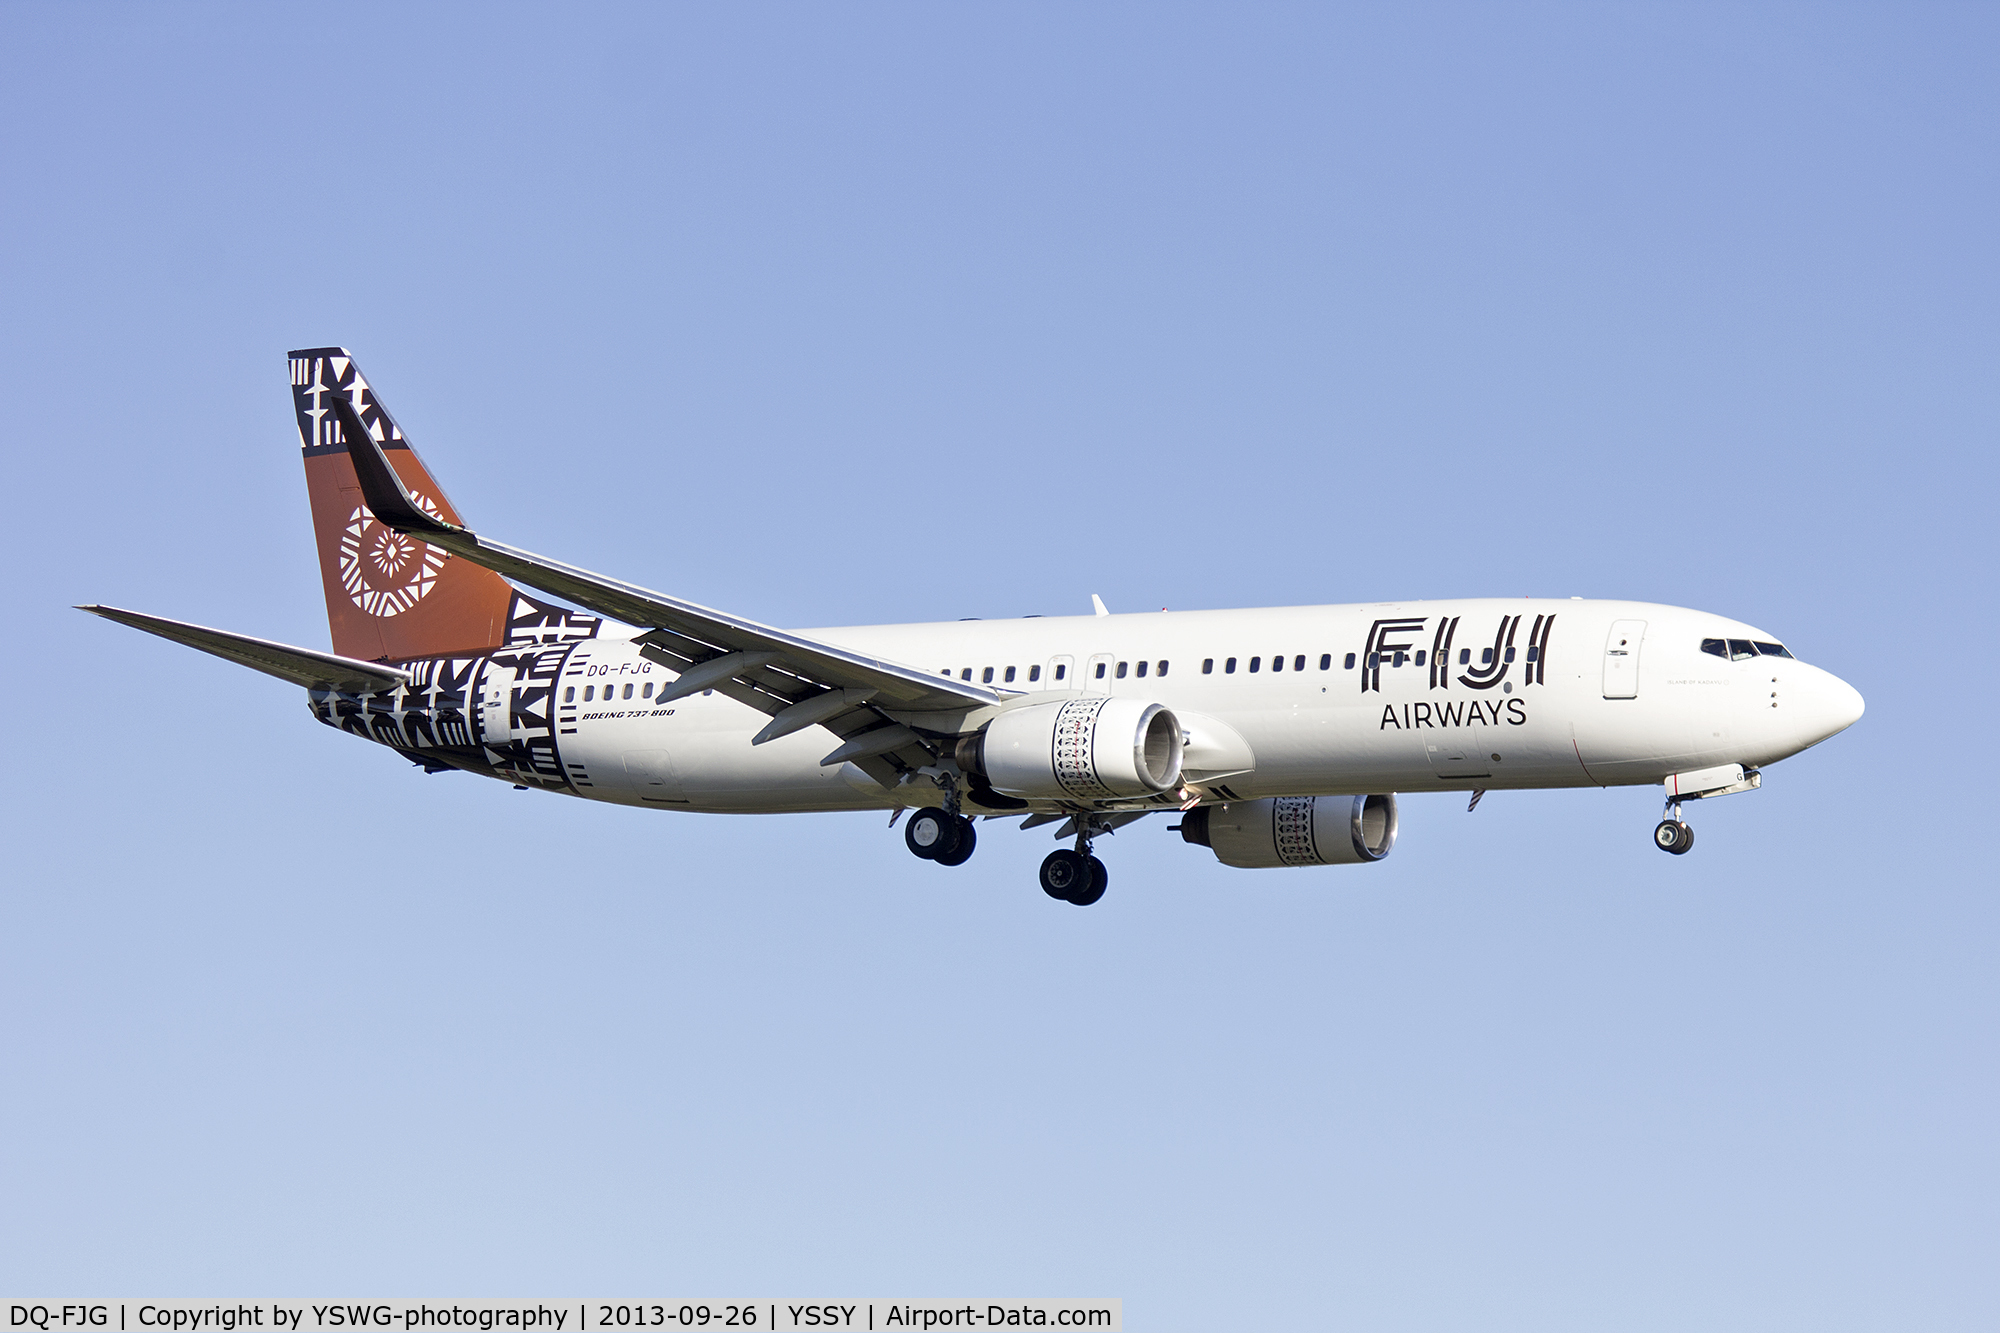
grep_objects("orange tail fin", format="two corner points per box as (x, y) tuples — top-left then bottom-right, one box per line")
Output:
(288, 348), (596, 661)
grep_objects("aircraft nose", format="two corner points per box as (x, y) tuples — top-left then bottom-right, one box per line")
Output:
(1798, 667), (1865, 746)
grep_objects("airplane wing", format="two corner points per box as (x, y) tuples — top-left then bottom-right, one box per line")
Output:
(329, 393), (995, 776)
(79, 604), (415, 693)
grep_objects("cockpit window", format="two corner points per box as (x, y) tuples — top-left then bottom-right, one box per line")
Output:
(1705, 636), (1796, 662)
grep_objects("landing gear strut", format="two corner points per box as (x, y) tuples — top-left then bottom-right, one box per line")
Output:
(1039, 819), (1109, 905)
(1653, 800), (1695, 855)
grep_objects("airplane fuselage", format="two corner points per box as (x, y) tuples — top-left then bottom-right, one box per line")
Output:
(312, 597), (1862, 816)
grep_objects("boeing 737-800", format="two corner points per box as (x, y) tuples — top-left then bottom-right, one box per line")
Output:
(82, 349), (1865, 905)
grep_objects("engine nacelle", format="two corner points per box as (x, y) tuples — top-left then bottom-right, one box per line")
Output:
(957, 696), (1183, 800)
(1178, 794), (1398, 869)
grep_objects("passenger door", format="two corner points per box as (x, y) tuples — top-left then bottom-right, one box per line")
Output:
(1084, 653), (1117, 694)
(1602, 620), (1646, 699)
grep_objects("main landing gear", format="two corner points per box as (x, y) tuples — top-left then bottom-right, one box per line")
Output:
(1040, 850), (1107, 905)
(899, 778), (1114, 905)
(1653, 800), (1695, 855)
(905, 776), (978, 868)
(906, 805), (977, 866)
(1040, 817), (1110, 906)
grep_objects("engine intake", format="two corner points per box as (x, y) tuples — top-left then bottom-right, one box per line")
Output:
(1178, 794), (1398, 869)
(957, 696), (1183, 800)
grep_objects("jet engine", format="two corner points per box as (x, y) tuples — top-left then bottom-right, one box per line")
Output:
(1177, 794), (1398, 869)
(956, 696), (1183, 801)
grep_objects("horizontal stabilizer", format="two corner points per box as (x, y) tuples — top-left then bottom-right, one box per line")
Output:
(78, 605), (414, 693)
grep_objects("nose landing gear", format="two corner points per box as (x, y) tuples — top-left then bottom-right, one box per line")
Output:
(1653, 800), (1695, 855)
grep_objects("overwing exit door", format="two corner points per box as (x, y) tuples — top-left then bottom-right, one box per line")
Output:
(1085, 653), (1116, 694)
(1603, 620), (1646, 699)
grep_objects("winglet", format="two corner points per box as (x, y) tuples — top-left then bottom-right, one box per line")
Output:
(326, 390), (462, 539)
(1091, 593), (1110, 617)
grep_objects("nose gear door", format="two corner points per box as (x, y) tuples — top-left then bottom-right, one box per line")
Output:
(1603, 620), (1646, 699)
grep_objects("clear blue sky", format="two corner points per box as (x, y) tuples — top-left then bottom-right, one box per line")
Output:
(2, 4), (1994, 1328)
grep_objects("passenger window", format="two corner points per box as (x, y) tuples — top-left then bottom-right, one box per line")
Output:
(1225, 657), (1237, 673)
(1700, 639), (1727, 658)
(1415, 650), (1426, 667)
(1203, 658), (1214, 674)
(1755, 641), (1794, 659)
(1271, 654), (1283, 672)
(962, 668), (972, 680)
(1054, 664), (1066, 681)
(1295, 655), (1306, 672)
(1525, 646), (1538, 662)
(1004, 665), (1016, 683)
(1116, 661), (1128, 679)
(982, 666), (994, 683)
(1249, 656), (1261, 672)
(1728, 639), (1758, 661)
(583, 685), (594, 702)
(1344, 653), (1356, 669)
(623, 683), (634, 699)
(1135, 661), (1147, 678)
(1028, 664), (1041, 682)
(1367, 653), (1379, 668)
(1459, 648), (1470, 665)
(1095, 662), (1107, 679)
(1481, 648), (1493, 665)
(1157, 660), (1169, 678)
(1392, 651), (1405, 667)
(1320, 654), (1331, 670)
(1503, 647), (1515, 663)
(564, 686), (576, 703)
(642, 682), (653, 697)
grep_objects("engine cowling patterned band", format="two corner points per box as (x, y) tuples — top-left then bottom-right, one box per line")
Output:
(1273, 796), (1321, 866)
(1051, 696), (1116, 799)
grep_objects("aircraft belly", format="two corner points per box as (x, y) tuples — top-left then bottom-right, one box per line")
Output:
(671, 731), (877, 811)
(563, 712), (888, 814)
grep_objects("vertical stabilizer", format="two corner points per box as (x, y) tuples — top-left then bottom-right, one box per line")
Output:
(289, 347), (519, 661)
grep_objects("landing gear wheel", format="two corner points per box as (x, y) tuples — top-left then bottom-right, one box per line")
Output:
(906, 807), (959, 861)
(933, 817), (977, 866)
(1040, 849), (1089, 901)
(1068, 855), (1109, 906)
(1653, 819), (1695, 855)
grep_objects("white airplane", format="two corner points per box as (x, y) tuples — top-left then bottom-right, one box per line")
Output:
(83, 348), (1865, 905)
